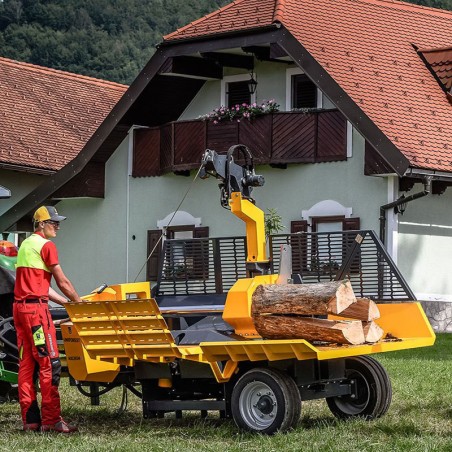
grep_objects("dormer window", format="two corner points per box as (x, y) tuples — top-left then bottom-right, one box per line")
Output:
(417, 46), (452, 100)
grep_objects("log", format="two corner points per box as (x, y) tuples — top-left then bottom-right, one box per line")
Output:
(339, 297), (380, 321)
(362, 321), (384, 343)
(253, 316), (365, 345)
(251, 280), (356, 316)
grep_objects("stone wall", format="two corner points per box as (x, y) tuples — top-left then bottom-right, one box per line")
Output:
(420, 301), (452, 333)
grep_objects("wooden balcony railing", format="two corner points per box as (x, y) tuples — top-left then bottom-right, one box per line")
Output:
(132, 109), (347, 177)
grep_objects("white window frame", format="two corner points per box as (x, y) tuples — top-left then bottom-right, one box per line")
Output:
(302, 200), (353, 232)
(220, 74), (256, 107)
(285, 67), (323, 111)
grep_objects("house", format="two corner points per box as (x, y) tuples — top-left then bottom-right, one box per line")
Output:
(1, 0), (451, 330)
(0, 56), (127, 242)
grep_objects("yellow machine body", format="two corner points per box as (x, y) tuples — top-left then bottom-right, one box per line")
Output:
(61, 282), (435, 384)
(222, 275), (278, 337)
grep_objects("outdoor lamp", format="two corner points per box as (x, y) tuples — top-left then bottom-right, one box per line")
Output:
(248, 71), (258, 94)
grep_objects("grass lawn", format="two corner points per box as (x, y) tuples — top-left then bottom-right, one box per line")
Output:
(1, 334), (451, 452)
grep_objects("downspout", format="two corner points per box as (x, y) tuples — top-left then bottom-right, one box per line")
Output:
(379, 176), (432, 245)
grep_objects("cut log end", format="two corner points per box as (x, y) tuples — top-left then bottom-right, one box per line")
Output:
(362, 321), (384, 343)
(339, 297), (381, 321)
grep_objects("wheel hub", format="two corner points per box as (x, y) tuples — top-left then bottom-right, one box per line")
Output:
(239, 381), (277, 429)
(256, 395), (274, 415)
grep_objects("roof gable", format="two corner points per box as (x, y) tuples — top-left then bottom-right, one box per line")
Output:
(419, 46), (452, 92)
(0, 57), (127, 173)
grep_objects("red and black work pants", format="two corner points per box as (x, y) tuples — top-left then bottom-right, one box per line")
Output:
(13, 300), (62, 426)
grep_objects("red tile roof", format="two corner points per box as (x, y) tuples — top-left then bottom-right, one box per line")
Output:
(164, 0), (278, 41)
(165, 0), (452, 173)
(419, 46), (452, 91)
(0, 57), (127, 172)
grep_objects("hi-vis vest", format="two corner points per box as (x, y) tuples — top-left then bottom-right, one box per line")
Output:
(16, 234), (51, 273)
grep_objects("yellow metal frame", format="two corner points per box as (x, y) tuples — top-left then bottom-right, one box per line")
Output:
(222, 275), (278, 337)
(61, 283), (435, 384)
(229, 192), (267, 263)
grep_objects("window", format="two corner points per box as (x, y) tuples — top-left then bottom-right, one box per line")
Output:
(221, 74), (255, 107)
(290, 216), (361, 276)
(227, 81), (251, 108)
(292, 74), (317, 109)
(147, 226), (209, 282)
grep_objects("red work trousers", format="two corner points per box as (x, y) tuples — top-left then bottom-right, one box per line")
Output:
(13, 301), (62, 426)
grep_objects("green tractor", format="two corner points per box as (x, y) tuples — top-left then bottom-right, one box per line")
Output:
(0, 240), (18, 403)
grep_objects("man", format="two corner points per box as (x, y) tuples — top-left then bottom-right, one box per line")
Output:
(13, 205), (82, 433)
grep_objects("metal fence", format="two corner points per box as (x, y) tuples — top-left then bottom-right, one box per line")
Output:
(155, 230), (415, 301)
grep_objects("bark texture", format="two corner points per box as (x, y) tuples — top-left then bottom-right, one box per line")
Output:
(251, 280), (356, 317)
(253, 316), (365, 345)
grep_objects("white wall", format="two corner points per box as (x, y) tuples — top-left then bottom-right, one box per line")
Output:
(0, 169), (45, 222)
(180, 61), (291, 120)
(398, 188), (452, 300)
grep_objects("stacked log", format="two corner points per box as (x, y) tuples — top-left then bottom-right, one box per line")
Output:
(251, 280), (383, 345)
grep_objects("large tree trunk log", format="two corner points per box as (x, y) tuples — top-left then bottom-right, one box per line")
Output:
(339, 298), (380, 321)
(251, 280), (356, 316)
(253, 316), (365, 345)
(362, 321), (384, 343)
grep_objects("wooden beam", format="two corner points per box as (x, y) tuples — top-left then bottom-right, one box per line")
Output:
(161, 56), (222, 80)
(201, 52), (254, 70)
(242, 45), (292, 64)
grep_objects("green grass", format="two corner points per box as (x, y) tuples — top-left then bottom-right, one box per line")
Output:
(1, 335), (451, 452)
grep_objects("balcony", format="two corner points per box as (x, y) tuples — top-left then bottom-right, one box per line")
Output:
(132, 109), (347, 177)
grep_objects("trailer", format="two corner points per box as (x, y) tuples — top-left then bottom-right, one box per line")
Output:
(1, 146), (435, 433)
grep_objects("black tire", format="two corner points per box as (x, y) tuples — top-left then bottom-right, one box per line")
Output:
(360, 356), (392, 417)
(231, 367), (301, 434)
(326, 356), (391, 420)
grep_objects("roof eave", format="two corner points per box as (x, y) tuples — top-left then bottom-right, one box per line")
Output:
(160, 23), (281, 46)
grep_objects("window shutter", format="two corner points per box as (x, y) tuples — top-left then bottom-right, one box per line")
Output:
(342, 218), (361, 274)
(343, 218), (360, 230)
(292, 74), (317, 109)
(290, 220), (308, 273)
(193, 227), (209, 238)
(227, 81), (251, 108)
(146, 230), (163, 282)
(192, 227), (210, 279)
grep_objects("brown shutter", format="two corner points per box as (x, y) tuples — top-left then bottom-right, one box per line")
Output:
(146, 230), (163, 282)
(192, 227), (210, 279)
(193, 227), (209, 239)
(343, 218), (360, 230)
(133, 128), (161, 177)
(342, 217), (361, 274)
(290, 220), (308, 273)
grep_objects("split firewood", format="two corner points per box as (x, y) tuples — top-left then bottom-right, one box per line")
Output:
(253, 316), (365, 345)
(339, 297), (380, 321)
(251, 279), (356, 317)
(362, 321), (384, 343)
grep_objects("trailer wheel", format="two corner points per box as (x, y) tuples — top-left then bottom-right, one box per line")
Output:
(231, 368), (301, 434)
(326, 356), (391, 420)
(360, 356), (392, 417)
